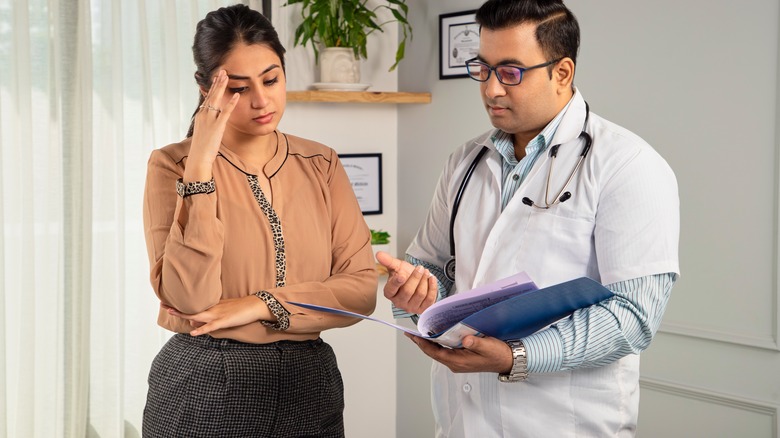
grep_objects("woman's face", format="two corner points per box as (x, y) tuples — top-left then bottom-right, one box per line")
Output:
(215, 42), (286, 139)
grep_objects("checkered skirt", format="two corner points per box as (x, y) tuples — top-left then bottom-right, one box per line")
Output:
(143, 334), (344, 437)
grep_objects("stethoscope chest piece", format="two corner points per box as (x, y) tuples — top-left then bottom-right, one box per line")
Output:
(445, 257), (456, 282)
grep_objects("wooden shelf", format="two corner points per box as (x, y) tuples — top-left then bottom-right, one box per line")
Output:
(287, 90), (431, 104)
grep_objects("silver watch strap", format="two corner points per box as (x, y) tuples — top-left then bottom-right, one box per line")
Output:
(498, 339), (528, 382)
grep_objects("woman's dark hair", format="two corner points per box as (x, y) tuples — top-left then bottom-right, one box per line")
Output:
(187, 4), (286, 137)
(475, 0), (579, 75)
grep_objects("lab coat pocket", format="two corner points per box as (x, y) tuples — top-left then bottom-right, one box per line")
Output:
(519, 209), (596, 285)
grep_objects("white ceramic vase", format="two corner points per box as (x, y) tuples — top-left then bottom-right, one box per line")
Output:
(319, 47), (360, 84)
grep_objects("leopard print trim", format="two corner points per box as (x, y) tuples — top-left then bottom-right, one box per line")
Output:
(247, 175), (286, 288)
(247, 174), (290, 331)
(255, 290), (291, 331)
(176, 178), (215, 198)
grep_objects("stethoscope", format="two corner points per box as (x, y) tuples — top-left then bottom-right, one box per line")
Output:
(444, 102), (592, 282)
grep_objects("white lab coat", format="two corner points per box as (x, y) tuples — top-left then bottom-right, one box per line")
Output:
(407, 90), (680, 437)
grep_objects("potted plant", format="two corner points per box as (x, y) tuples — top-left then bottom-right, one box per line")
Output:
(370, 229), (391, 245)
(284, 0), (412, 83)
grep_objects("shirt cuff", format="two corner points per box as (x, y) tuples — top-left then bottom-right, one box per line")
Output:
(522, 328), (564, 373)
(255, 290), (291, 331)
(176, 178), (215, 198)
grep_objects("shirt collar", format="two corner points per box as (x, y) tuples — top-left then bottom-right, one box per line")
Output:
(490, 96), (575, 165)
(217, 130), (288, 177)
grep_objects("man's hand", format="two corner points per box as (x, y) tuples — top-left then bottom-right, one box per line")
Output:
(405, 333), (514, 374)
(376, 251), (438, 314)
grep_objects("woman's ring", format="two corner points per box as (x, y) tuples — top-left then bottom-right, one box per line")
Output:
(199, 104), (222, 113)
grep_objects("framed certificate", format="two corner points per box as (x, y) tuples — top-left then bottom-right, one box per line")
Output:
(339, 153), (383, 215)
(439, 10), (479, 79)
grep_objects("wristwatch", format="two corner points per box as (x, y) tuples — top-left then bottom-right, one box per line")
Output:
(498, 339), (528, 382)
(176, 178), (215, 198)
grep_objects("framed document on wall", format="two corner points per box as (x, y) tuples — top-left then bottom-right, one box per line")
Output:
(439, 10), (479, 79)
(339, 153), (383, 215)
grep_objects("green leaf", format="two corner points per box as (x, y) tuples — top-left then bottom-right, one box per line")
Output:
(389, 40), (405, 71)
(370, 229), (391, 245)
(386, 0), (408, 15)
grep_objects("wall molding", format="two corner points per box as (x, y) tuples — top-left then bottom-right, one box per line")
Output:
(640, 377), (778, 437)
(659, 322), (779, 351)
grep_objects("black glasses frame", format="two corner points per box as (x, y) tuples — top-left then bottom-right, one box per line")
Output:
(465, 57), (562, 86)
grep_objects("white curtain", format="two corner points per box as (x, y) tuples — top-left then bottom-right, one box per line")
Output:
(0, 0), (263, 436)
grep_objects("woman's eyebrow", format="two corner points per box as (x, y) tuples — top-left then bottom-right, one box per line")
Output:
(227, 64), (280, 80)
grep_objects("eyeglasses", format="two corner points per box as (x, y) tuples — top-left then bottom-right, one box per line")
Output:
(465, 58), (562, 86)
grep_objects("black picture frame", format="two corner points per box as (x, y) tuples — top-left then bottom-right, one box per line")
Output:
(339, 153), (383, 215)
(439, 10), (479, 79)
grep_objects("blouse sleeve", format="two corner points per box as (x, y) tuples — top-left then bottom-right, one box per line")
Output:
(266, 151), (378, 333)
(143, 148), (225, 314)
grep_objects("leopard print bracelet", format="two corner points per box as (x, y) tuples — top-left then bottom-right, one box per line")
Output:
(255, 290), (291, 331)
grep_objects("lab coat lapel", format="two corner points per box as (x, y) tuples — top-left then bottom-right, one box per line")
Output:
(453, 140), (502, 291)
(470, 91), (589, 288)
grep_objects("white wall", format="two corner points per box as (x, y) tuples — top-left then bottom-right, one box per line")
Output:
(397, 0), (780, 437)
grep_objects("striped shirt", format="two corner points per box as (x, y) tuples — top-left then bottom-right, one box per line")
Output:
(493, 100), (569, 210)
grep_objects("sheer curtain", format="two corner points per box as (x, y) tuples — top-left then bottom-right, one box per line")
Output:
(0, 1), (261, 436)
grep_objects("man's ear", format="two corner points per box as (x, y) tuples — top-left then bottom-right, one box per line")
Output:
(554, 58), (575, 93)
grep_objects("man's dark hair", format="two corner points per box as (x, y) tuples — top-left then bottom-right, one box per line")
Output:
(475, 0), (580, 67)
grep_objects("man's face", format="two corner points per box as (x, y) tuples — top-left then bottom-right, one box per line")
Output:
(477, 23), (564, 144)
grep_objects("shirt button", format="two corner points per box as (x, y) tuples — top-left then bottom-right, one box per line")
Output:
(512, 174), (519, 181)
(462, 383), (472, 393)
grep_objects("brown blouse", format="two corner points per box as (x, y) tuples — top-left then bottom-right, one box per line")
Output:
(143, 131), (378, 344)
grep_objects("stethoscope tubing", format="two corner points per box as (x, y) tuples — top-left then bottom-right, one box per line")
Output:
(448, 146), (489, 257)
(445, 102), (591, 282)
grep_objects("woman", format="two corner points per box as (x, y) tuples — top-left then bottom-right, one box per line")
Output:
(141, 5), (378, 437)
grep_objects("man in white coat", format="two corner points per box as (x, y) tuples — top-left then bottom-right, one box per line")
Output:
(376, 0), (680, 436)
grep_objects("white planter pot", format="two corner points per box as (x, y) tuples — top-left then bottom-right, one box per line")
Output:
(320, 47), (360, 84)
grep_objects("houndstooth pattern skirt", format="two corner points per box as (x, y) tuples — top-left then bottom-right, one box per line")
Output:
(143, 334), (345, 438)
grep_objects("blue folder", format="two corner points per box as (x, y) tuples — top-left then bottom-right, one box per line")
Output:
(448, 277), (614, 340)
